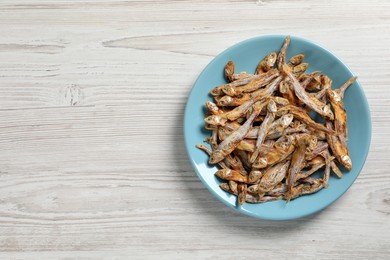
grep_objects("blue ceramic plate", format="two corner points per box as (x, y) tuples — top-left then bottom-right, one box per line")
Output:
(184, 35), (371, 220)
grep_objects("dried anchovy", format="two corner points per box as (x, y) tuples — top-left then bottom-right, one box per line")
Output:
(287, 54), (304, 68)
(256, 52), (277, 74)
(277, 35), (290, 69)
(210, 106), (261, 163)
(250, 100), (277, 163)
(224, 61), (235, 82)
(283, 65), (334, 120)
(222, 69), (279, 96)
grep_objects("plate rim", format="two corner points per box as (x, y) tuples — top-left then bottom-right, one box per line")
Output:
(183, 34), (372, 220)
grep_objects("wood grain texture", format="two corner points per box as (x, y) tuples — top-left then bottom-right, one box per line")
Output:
(0, 0), (389, 259)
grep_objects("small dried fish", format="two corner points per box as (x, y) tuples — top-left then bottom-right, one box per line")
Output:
(250, 161), (290, 193)
(224, 153), (248, 175)
(244, 194), (281, 203)
(283, 65), (334, 120)
(229, 180), (238, 194)
(305, 155), (325, 168)
(220, 182), (231, 193)
(224, 124), (257, 139)
(270, 96), (290, 106)
(210, 105), (260, 163)
(236, 139), (256, 152)
(256, 52), (277, 74)
(296, 162), (325, 181)
(222, 69), (279, 96)
(215, 169), (249, 183)
(211, 73), (268, 96)
(221, 183), (281, 203)
(231, 72), (252, 81)
(322, 150), (332, 187)
(339, 76), (357, 99)
(326, 121), (352, 171)
(327, 76), (357, 146)
(300, 72), (319, 89)
(250, 100), (277, 163)
(210, 129), (218, 150)
(277, 36), (290, 69)
(210, 86), (225, 96)
(204, 115), (227, 126)
(286, 179), (324, 200)
(250, 75), (283, 101)
(301, 73), (321, 91)
(266, 184), (287, 196)
(278, 105), (333, 133)
(330, 161), (343, 178)
(293, 63), (309, 76)
(318, 75), (332, 102)
(238, 183), (247, 205)
(281, 81), (299, 106)
(224, 61), (235, 82)
(217, 128), (258, 153)
(283, 124), (310, 136)
(196, 144), (228, 169)
(224, 99), (259, 121)
(287, 54), (305, 68)
(253, 139), (296, 169)
(306, 141), (328, 160)
(220, 77), (282, 107)
(286, 135), (317, 200)
(248, 170), (263, 183)
(206, 101), (224, 115)
(234, 149), (252, 171)
(279, 80), (289, 94)
(266, 113), (294, 140)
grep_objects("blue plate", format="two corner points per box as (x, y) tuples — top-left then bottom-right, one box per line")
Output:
(184, 35), (371, 220)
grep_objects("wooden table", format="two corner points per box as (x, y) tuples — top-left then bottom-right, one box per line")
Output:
(0, 1), (389, 259)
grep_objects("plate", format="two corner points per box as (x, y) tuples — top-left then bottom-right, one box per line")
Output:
(184, 35), (371, 220)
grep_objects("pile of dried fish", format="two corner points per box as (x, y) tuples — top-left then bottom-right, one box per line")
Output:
(197, 36), (357, 205)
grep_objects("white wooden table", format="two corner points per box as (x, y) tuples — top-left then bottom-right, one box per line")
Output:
(0, 1), (389, 259)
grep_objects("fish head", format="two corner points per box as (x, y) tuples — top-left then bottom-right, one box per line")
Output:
(215, 169), (229, 179)
(320, 75), (332, 87)
(305, 135), (318, 151)
(204, 115), (224, 126)
(249, 170), (262, 183)
(222, 86), (236, 96)
(281, 114), (294, 127)
(247, 185), (259, 193)
(322, 104), (334, 120)
(266, 52), (277, 64)
(267, 100), (277, 113)
(218, 95), (233, 106)
(341, 155), (352, 171)
(273, 96), (290, 106)
(253, 157), (267, 169)
(209, 150), (226, 164)
(219, 183), (230, 192)
(293, 63), (308, 75)
(224, 61), (234, 74)
(279, 81), (289, 94)
(275, 141), (289, 151)
(205, 101), (219, 113)
(290, 54), (305, 65)
(313, 75), (322, 90)
(229, 180), (238, 193)
(330, 90), (341, 102)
